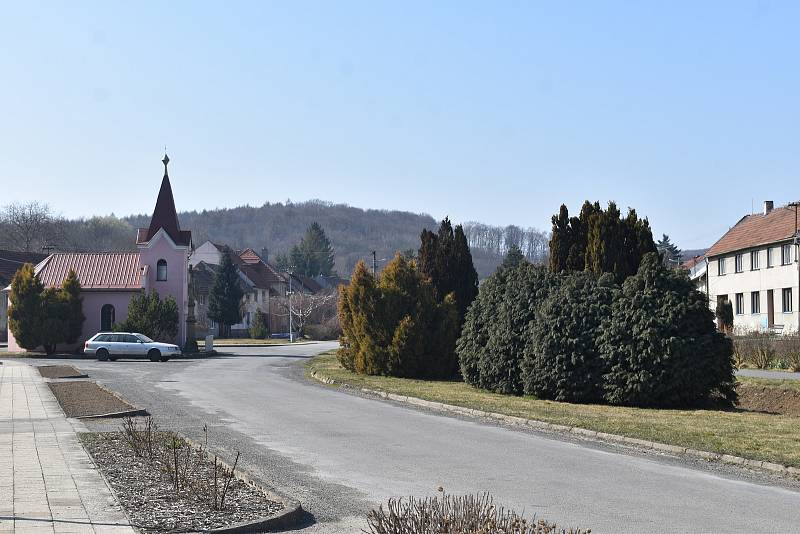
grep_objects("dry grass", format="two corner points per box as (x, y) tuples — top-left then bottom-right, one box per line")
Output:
(738, 376), (800, 392)
(308, 351), (800, 468)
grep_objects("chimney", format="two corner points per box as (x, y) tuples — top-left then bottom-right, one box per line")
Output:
(764, 200), (774, 215)
(259, 247), (269, 263)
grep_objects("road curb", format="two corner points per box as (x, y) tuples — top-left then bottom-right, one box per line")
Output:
(179, 435), (304, 533)
(310, 370), (800, 480)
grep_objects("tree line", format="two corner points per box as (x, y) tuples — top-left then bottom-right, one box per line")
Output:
(0, 200), (551, 278)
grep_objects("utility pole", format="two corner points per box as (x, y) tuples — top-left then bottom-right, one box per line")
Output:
(287, 269), (294, 343)
(372, 251), (377, 277)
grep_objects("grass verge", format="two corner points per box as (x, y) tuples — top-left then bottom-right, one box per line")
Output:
(308, 351), (800, 468)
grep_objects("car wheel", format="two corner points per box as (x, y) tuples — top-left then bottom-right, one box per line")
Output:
(97, 349), (109, 362)
(148, 349), (161, 362)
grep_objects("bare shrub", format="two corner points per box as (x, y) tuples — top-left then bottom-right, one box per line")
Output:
(364, 491), (589, 534)
(731, 330), (775, 369)
(119, 417), (240, 510)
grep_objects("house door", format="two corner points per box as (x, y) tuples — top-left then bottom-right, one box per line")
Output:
(767, 290), (774, 327)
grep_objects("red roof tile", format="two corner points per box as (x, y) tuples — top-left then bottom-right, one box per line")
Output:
(35, 253), (145, 290)
(706, 206), (799, 258)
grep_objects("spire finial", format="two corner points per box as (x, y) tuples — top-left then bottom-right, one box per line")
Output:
(162, 150), (170, 175)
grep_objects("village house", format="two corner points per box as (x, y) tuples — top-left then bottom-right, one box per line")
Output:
(189, 242), (318, 337)
(706, 200), (800, 333)
(0, 250), (48, 342)
(3, 154), (192, 350)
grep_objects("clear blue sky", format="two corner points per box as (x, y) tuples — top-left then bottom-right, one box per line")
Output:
(1, 1), (798, 249)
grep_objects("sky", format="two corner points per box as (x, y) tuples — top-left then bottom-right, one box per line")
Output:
(1, 1), (798, 250)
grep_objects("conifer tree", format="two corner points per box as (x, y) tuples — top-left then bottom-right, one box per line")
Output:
(61, 269), (84, 344)
(417, 218), (479, 321)
(289, 222), (336, 277)
(208, 251), (244, 337)
(656, 234), (682, 267)
(548, 204), (572, 272)
(39, 287), (68, 355)
(501, 244), (526, 270)
(115, 291), (179, 342)
(7, 263), (44, 350)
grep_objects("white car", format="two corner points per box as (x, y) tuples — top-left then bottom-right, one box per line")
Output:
(84, 332), (181, 362)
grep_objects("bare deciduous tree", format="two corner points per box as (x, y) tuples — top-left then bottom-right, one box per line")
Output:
(0, 201), (64, 252)
(274, 289), (337, 337)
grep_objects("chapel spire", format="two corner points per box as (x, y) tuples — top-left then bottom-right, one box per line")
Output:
(137, 152), (191, 246)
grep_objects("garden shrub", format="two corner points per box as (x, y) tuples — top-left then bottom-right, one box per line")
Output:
(365, 491), (588, 534)
(523, 272), (617, 403)
(456, 263), (558, 395)
(338, 256), (460, 379)
(115, 291), (179, 343)
(249, 309), (268, 339)
(599, 253), (737, 407)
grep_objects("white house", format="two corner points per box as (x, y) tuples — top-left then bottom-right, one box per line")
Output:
(706, 201), (800, 333)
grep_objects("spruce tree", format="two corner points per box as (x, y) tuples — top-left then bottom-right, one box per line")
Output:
(115, 291), (179, 342)
(289, 222), (336, 277)
(7, 263), (44, 350)
(208, 251), (244, 337)
(656, 234), (682, 267)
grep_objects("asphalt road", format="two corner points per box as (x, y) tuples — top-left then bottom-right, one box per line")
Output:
(29, 343), (800, 533)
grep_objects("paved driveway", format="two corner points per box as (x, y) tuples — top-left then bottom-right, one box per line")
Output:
(737, 368), (800, 380)
(33, 343), (800, 533)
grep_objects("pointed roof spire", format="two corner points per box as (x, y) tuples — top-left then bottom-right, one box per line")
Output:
(137, 152), (191, 246)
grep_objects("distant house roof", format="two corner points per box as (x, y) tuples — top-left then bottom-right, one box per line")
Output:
(292, 273), (323, 293)
(706, 206), (798, 258)
(35, 252), (145, 290)
(239, 262), (283, 289)
(0, 250), (49, 287)
(239, 248), (263, 265)
(681, 255), (705, 270)
(136, 155), (191, 247)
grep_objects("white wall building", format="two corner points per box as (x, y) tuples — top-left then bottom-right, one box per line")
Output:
(706, 201), (800, 334)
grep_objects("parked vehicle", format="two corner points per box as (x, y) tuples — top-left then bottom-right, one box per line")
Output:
(84, 332), (181, 362)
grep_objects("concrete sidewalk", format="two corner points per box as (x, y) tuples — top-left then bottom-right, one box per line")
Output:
(0, 360), (134, 533)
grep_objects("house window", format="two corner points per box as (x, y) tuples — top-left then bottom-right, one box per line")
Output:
(156, 259), (168, 281)
(199, 294), (206, 305)
(735, 293), (744, 315)
(717, 258), (726, 276)
(735, 254), (743, 273)
(767, 248), (773, 267)
(783, 288), (793, 313)
(101, 304), (115, 331)
(751, 291), (760, 314)
(782, 244), (792, 265)
(751, 251), (759, 270)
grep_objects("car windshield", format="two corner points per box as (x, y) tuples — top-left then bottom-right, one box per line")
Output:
(135, 334), (154, 343)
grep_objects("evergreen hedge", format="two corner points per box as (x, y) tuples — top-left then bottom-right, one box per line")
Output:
(456, 263), (558, 395)
(598, 253), (737, 407)
(456, 253), (737, 408)
(522, 272), (616, 403)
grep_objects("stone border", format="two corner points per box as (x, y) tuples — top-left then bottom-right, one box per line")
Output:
(180, 436), (304, 533)
(310, 371), (800, 480)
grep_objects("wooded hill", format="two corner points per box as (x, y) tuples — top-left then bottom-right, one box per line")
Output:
(2, 200), (550, 278)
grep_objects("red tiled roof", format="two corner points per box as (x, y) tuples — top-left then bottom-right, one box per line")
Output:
(239, 248), (263, 265)
(680, 255), (705, 270)
(35, 253), (145, 290)
(706, 206), (798, 257)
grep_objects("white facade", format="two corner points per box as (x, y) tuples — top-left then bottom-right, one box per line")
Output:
(707, 241), (799, 333)
(188, 241), (223, 268)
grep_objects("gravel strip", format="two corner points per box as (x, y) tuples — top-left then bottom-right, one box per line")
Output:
(81, 432), (284, 533)
(38, 364), (85, 379)
(48, 381), (136, 417)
